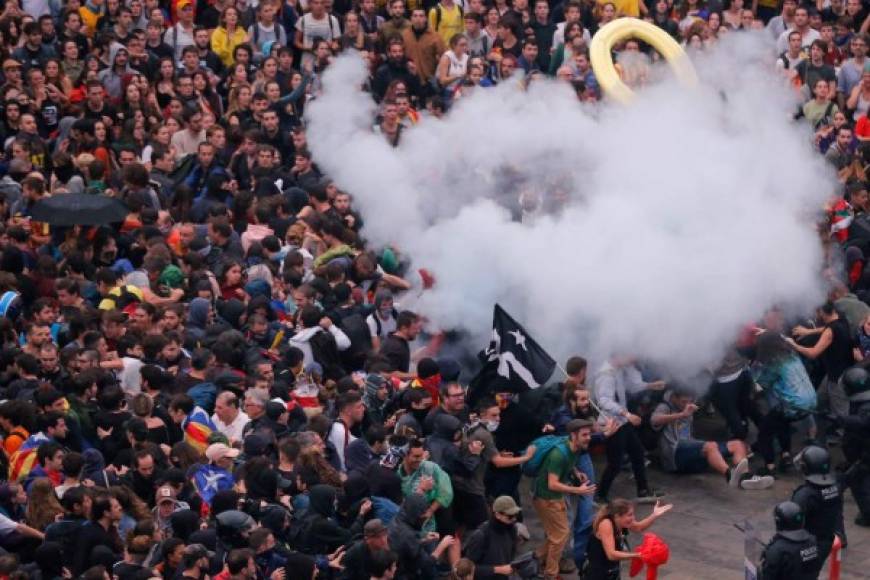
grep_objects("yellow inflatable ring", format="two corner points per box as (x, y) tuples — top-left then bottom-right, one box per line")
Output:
(589, 17), (699, 104)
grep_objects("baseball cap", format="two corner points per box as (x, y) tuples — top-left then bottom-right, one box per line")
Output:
(156, 485), (178, 505)
(183, 543), (211, 560)
(493, 496), (521, 516)
(566, 418), (594, 433)
(363, 519), (388, 537)
(177, 0), (194, 10)
(2, 59), (20, 71)
(205, 442), (240, 463)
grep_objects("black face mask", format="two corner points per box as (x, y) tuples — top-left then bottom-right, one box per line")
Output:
(411, 407), (430, 423)
(493, 517), (513, 530)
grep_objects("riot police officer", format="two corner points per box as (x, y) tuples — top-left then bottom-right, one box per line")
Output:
(791, 445), (845, 577)
(761, 501), (819, 580)
(840, 365), (870, 527)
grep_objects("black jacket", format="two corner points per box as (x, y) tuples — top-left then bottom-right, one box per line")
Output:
(305, 485), (364, 554)
(73, 520), (123, 575)
(388, 494), (437, 580)
(761, 529), (819, 580)
(791, 481), (845, 543)
(464, 518), (520, 580)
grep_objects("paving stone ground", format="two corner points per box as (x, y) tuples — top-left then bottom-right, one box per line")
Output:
(516, 413), (870, 579)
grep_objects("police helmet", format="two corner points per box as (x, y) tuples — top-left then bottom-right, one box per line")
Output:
(774, 501), (805, 531)
(796, 445), (836, 486)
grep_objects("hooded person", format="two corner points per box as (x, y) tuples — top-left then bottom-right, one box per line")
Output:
(169, 509), (202, 542)
(388, 493), (448, 579)
(186, 298), (212, 345)
(81, 449), (121, 488)
(426, 414), (481, 477)
(303, 484), (367, 555)
(362, 374), (391, 424)
(217, 298), (247, 331)
(98, 43), (133, 105)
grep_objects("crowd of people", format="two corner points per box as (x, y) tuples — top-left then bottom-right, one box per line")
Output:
(0, 0), (867, 578)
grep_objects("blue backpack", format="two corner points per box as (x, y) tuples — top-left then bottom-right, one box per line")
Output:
(522, 435), (570, 477)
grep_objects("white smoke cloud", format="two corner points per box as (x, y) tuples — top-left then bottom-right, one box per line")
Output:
(306, 33), (834, 375)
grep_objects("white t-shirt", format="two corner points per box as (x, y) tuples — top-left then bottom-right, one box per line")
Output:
(0, 513), (18, 537)
(366, 312), (397, 339)
(164, 24), (195, 63)
(328, 420), (357, 473)
(212, 410), (251, 444)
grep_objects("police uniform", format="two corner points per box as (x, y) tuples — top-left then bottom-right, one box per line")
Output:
(791, 479), (844, 576)
(841, 366), (870, 523)
(761, 528), (819, 580)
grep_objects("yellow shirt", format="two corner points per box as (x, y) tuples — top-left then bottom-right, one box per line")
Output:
(599, 0), (640, 18)
(210, 26), (248, 68)
(428, 3), (464, 46)
(79, 6), (102, 38)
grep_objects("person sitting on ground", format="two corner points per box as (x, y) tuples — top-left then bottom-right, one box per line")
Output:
(651, 386), (775, 490)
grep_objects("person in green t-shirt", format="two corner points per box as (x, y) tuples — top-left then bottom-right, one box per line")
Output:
(532, 418), (596, 579)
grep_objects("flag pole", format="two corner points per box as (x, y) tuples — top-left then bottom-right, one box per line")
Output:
(555, 363), (609, 417)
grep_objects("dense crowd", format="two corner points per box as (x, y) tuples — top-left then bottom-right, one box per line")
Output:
(0, 0), (869, 578)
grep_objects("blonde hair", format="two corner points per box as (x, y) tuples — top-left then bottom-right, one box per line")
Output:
(450, 559), (475, 580)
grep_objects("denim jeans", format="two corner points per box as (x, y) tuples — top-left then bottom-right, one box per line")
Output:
(573, 451), (596, 568)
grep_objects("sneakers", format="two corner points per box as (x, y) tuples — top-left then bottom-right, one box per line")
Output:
(558, 557), (577, 574)
(740, 475), (775, 490)
(636, 489), (665, 504)
(728, 458), (750, 488)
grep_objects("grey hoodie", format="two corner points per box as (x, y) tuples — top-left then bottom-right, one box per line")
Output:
(97, 43), (132, 101)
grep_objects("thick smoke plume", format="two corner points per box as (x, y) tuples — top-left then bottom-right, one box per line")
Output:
(306, 35), (834, 375)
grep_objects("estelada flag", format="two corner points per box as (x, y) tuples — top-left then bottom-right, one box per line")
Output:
(183, 407), (216, 454)
(8, 432), (50, 482)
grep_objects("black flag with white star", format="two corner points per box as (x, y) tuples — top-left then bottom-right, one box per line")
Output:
(468, 304), (557, 400)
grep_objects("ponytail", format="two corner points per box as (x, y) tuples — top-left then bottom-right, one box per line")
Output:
(592, 498), (633, 533)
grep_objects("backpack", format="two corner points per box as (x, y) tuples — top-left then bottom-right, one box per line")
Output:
(372, 308), (398, 338)
(521, 434), (570, 477)
(338, 312), (372, 369)
(308, 329), (346, 381)
(299, 13), (339, 44)
(113, 285), (143, 311)
(253, 20), (283, 47)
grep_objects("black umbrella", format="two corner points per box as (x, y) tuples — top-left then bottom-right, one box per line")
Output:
(30, 193), (130, 226)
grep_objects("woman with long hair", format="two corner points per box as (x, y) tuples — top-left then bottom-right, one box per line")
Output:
(155, 57), (177, 110)
(192, 70), (223, 118)
(110, 486), (151, 538)
(586, 499), (671, 580)
(211, 6), (249, 69)
(340, 11), (372, 52)
(43, 58), (73, 101)
(24, 478), (64, 531)
(225, 83), (254, 128)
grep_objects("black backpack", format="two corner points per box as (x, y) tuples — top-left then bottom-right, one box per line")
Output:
(338, 312), (373, 369)
(309, 329), (346, 381)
